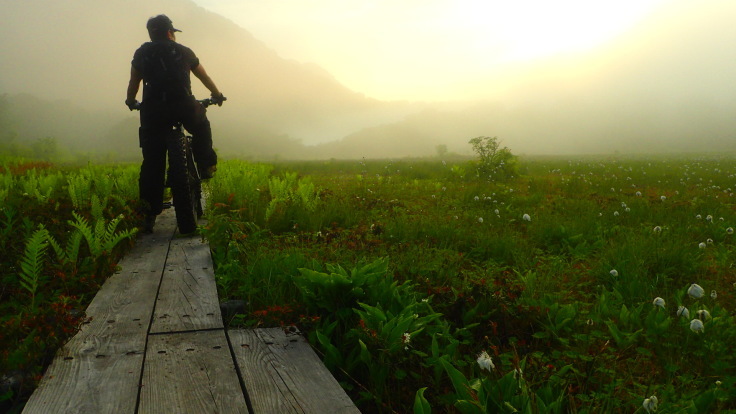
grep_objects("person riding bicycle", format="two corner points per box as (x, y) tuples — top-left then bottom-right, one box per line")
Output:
(125, 14), (225, 232)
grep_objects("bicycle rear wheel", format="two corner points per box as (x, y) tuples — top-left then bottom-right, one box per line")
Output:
(185, 136), (203, 219)
(167, 131), (199, 234)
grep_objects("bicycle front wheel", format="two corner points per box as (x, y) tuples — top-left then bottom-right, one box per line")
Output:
(167, 131), (199, 234)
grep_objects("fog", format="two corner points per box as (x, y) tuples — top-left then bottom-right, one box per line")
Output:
(1, 0), (736, 160)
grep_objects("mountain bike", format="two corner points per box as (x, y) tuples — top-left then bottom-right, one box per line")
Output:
(135, 97), (225, 234)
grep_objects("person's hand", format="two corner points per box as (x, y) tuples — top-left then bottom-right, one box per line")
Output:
(125, 99), (140, 111)
(210, 93), (226, 106)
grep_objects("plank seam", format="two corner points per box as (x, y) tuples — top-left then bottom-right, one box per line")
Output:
(225, 326), (256, 413)
(134, 229), (175, 414)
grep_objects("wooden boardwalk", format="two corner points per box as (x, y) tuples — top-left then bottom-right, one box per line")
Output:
(23, 208), (360, 414)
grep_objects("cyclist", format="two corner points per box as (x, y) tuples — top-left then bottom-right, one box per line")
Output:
(125, 14), (225, 232)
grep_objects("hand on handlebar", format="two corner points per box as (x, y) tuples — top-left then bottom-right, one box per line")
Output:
(125, 99), (140, 111)
(210, 93), (226, 106)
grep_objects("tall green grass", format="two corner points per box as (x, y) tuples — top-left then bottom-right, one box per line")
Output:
(204, 155), (736, 412)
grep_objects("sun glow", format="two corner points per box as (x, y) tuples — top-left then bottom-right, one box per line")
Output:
(192, 0), (671, 100)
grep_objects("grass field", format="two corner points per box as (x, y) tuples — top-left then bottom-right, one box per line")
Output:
(2, 154), (736, 413)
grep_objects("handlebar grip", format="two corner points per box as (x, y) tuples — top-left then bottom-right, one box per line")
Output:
(199, 96), (226, 108)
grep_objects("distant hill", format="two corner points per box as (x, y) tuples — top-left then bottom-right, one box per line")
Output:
(2, 0), (736, 159)
(0, 0), (422, 158)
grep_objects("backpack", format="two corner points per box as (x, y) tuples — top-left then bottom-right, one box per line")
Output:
(140, 42), (192, 101)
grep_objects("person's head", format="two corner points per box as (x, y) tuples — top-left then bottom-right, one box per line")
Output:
(146, 14), (181, 41)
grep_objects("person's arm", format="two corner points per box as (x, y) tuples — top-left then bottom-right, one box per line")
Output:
(126, 66), (143, 109)
(192, 64), (222, 97)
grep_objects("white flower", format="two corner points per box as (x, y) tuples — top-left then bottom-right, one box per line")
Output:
(636, 191), (642, 197)
(690, 319), (705, 333)
(478, 217), (484, 223)
(652, 297), (666, 308)
(625, 207), (631, 212)
(697, 309), (711, 321)
(677, 306), (690, 319)
(696, 214), (702, 220)
(494, 209), (500, 215)
(706, 215), (714, 222)
(402, 332), (411, 345)
(610, 269), (618, 277)
(727, 227), (734, 235)
(688, 284), (705, 299)
(522, 213), (531, 222)
(707, 238), (714, 245)
(653, 226), (662, 233)
(643, 395), (658, 413)
(476, 351), (494, 371)
(699, 242), (707, 249)
(660, 196), (666, 201)
(474, 196), (480, 201)
(711, 290), (717, 299)
(613, 211), (619, 217)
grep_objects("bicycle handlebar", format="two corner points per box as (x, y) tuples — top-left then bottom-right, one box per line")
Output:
(129, 96), (227, 111)
(199, 96), (227, 108)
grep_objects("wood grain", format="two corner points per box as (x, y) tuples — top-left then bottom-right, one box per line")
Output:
(139, 330), (250, 414)
(149, 236), (223, 334)
(229, 328), (360, 414)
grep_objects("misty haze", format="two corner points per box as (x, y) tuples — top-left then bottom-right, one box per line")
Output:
(1, 0), (736, 160)
(6, 2), (736, 412)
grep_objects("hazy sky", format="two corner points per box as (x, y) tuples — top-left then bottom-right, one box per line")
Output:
(192, 0), (672, 101)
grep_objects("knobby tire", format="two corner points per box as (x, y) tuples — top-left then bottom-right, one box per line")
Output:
(167, 131), (199, 234)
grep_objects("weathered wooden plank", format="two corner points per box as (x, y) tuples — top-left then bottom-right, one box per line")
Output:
(229, 328), (360, 414)
(150, 237), (222, 334)
(21, 327), (144, 414)
(139, 330), (250, 414)
(22, 211), (177, 414)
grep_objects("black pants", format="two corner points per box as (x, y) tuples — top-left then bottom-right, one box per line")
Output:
(138, 98), (217, 216)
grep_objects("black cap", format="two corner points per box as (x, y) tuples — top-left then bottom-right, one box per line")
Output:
(146, 15), (181, 34)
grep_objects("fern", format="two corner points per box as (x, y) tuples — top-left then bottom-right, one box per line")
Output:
(68, 211), (96, 254)
(48, 231), (83, 272)
(102, 215), (137, 252)
(90, 194), (108, 221)
(67, 173), (92, 209)
(68, 211), (137, 258)
(297, 180), (319, 212)
(93, 172), (114, 200)
(266, 176), (291, 221)
(18, 227), (50, 309)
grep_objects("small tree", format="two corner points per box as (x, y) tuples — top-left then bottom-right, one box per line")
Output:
(468, 136), (518, 179)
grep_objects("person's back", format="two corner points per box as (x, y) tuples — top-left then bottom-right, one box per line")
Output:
(134, 36), (198, 103)
(125, 14), (224, 233)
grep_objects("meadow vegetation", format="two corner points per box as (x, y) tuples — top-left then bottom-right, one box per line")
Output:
(205, 152), (736, 413)
(2, 150), (736, 413)
(0, 158), (140, 409)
